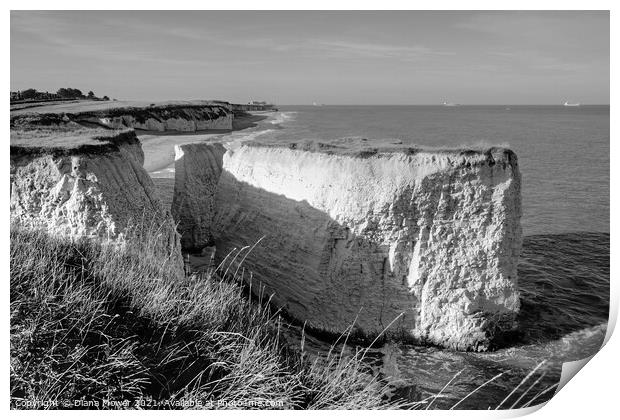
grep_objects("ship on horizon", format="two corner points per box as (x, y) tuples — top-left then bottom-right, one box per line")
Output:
(563, 101), (581, 107)
(442, 101), (460, 107)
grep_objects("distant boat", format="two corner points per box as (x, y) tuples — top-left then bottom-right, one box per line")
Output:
(442, 101), (459, 107)
(312, 102), (323, 107)
(563, 101), (580, 107)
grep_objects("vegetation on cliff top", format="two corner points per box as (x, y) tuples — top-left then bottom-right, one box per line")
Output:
(244, 138), (516, 164)
(10, 122), (137, 157)
(10, 100), (231, 117)
(10, 224), (406, 410)
(11, 87), (110, 102)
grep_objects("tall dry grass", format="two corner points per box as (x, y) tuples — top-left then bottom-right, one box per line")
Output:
(10, 223), (405, 409)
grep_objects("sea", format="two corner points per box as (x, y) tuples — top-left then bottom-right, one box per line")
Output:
(172, 105), (611, 409)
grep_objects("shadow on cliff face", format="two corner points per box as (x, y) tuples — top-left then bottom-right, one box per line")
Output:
(211, 172), (414, 344)
(516, 232), (610, 345)
(210, 167), (521, 351)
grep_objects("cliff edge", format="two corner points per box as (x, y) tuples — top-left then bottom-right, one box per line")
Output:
(10, 124), (181, 269)
(11, 100), (233, 132)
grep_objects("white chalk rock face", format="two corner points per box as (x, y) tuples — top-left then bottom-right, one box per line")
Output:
(10, 131), (181, 268)
(10, 102), (233, 134)
(212, 143), (522, 351)
(171, 142), (226, 250)
(83, 106), (233, 132)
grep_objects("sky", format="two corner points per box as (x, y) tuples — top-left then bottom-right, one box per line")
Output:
(10, 11), (609, 105)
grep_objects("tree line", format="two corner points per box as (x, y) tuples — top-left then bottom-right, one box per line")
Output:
(11, 87), (110, 102)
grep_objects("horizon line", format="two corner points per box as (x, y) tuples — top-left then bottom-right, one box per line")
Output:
(276, 103), (610, 106)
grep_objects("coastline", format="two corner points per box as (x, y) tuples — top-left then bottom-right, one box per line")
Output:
(145, 111), (275, 176)
(146, 111), (278, 210)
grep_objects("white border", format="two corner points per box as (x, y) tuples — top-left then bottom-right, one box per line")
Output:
(4, 2), (616, 419)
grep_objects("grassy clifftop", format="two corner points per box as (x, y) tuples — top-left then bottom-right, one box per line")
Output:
(10, 99), (231, 116)
(10, 123), (139, 157)
(10, 224), (404, 409)
(243, 138), (518, 167)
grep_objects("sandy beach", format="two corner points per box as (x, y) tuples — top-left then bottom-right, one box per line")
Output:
(142, 112), (270, 176)
(140, 131), (223, 175)
(144, 111), (272, 209)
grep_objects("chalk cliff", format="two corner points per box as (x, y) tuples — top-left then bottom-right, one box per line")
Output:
(10, 128), (181, 267)
(171, 142), (226, 250)
(11, 101), (233, 132)
(84, 105), (232, 131)
(209, 141), (522, 351)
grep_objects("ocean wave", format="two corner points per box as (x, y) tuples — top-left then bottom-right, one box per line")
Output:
(224, 128), (275, 149)
(269, 111), (297, 125)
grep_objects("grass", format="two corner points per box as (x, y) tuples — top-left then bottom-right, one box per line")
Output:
(10, 100), (230, 116)
(10, 223), (405, 410)
(10, 116), (138, 156)
(242, 138), (516, 167)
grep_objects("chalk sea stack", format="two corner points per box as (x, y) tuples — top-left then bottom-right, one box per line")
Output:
(175, 140), (523, 351)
